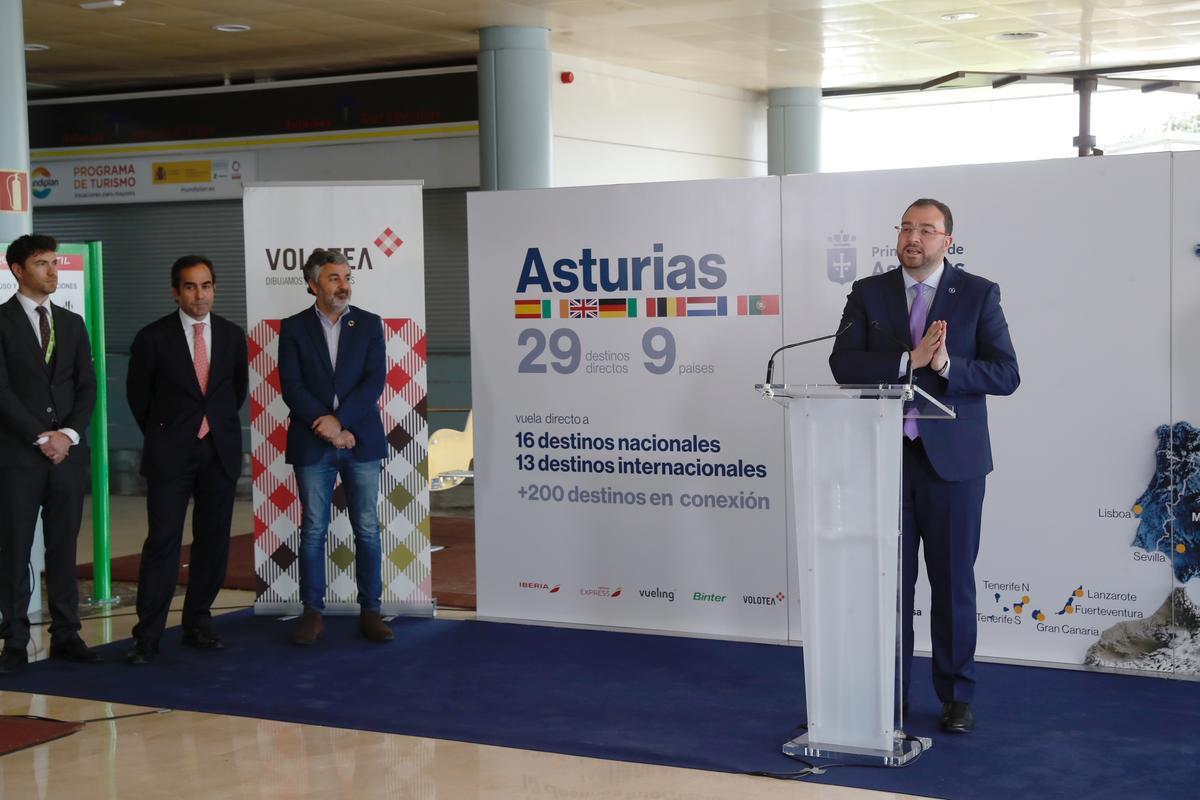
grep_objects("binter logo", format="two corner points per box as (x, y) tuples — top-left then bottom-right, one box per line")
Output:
(519, 581), (560, 593)
(742, 591), (786, 606)
(692, 591), (727, 603)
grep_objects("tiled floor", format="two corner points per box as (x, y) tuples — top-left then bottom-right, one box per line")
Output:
(1, 496), (920, 800)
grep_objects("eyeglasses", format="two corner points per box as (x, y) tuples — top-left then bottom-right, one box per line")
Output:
(895, 225), (949, 239)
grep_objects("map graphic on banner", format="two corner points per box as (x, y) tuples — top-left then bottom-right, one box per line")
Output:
(1083, 420), (1200, 673)
(242, 182), (430, 616)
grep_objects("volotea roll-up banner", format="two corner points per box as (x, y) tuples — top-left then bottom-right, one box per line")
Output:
(469, 178), (790, 639)
(242, 182), (431, 616)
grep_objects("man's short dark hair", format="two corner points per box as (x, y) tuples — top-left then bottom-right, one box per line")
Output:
(908, 198), (953, 235)
(170, 255), (215, 289)
(302, 248), (349, 295)
(5, 234), (58, 277)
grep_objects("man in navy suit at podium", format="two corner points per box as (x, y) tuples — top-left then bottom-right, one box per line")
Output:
(829, 198), (1019, 734)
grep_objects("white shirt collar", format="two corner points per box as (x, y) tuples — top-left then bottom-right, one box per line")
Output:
(178, 308), (211, 329)
(902, 261), (946, 294)
(15, 291), (51, 316)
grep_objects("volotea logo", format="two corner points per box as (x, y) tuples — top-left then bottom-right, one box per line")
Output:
(374, 227), (404, 257)
(742, 591), (786, 606)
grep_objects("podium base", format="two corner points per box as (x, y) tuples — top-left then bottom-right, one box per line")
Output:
(782, 730), (931, 767)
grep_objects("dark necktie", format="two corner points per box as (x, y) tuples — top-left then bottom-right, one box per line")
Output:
(36, 306), (51, 363)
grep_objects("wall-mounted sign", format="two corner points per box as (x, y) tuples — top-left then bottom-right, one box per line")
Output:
(30, 153), (255, 206)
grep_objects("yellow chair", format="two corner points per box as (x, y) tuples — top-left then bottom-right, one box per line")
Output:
(428, 410), (474, 491)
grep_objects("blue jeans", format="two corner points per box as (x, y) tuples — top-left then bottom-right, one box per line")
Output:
(294, 451), (383, 613)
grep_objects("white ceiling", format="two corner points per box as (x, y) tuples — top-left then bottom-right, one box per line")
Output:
(20, 0), (1200, 96)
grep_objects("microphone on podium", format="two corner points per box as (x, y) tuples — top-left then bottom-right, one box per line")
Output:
(763, 321), (854, 386)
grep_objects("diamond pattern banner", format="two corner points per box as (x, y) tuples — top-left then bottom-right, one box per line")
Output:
(249, 318), (430, 614)
(244, 182), (429, 617)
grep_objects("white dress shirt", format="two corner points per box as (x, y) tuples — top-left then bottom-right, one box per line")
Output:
(179, 308), (212, 362)
(14, 291), (79, 446)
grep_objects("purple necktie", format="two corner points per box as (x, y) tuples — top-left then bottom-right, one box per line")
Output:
(904, 282), (929, 440)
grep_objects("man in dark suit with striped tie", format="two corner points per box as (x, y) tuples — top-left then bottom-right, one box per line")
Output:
(124, 256), (248, 664)
(0, 234), (98, 675)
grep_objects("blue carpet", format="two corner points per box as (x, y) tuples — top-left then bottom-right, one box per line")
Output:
(5, 610), (1197, 800)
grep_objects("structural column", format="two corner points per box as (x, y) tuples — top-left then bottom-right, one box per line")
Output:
(768, 87), (821, 176)
(0, 0), (32, 239)
(478, 26), (552, 191)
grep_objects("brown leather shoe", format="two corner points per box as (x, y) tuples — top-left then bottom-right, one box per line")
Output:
(359, 610), (394, 643)
(292, 608), (324, 646)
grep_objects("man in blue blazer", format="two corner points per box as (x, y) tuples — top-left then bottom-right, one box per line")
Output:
(829, 199), (1019, 734)
(278, 248), (393, 646)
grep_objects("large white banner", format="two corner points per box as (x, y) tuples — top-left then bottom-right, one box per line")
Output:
(243, 182), (431, 615)
(469, 178), (790, 639)
(468, 154), (1200, 675)
(781, 155), (1186, 667)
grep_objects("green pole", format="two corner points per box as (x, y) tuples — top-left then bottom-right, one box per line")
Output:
(84, 240), (112, 602)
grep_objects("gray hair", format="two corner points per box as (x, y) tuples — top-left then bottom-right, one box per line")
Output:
(302, 248), (349, 285)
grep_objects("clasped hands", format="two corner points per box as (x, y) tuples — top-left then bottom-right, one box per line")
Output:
(37, 431), (71, 465)
(910, 320), (949, 373)
(312, 414), (356, 449)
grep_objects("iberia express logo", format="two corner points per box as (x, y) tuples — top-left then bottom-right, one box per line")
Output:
(31, 166), (57, 200)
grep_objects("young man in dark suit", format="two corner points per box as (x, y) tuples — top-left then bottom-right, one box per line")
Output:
(0, 234), (99, 674)
(830, 199), (1020, 734)
(124, 256), (249, 664)
(278, 248), (392, 646)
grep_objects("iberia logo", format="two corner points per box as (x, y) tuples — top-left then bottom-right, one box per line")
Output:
(31, 166), (57, 200)
(518, 581), (560, 593)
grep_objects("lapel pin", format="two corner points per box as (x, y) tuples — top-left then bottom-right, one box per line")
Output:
(347, 319), (356, 327)
(948, 287), (956, 294)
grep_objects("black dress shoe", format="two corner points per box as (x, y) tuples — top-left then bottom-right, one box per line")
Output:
(181, 627), (226, 650)
(0, 646), (28, 675)
(125, 639), (159, 665)
(49, 635), (103, 663)
(940, 701), (974, 734)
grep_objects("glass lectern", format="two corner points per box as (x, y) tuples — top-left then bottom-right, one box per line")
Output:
(756, 383), (955, 766)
